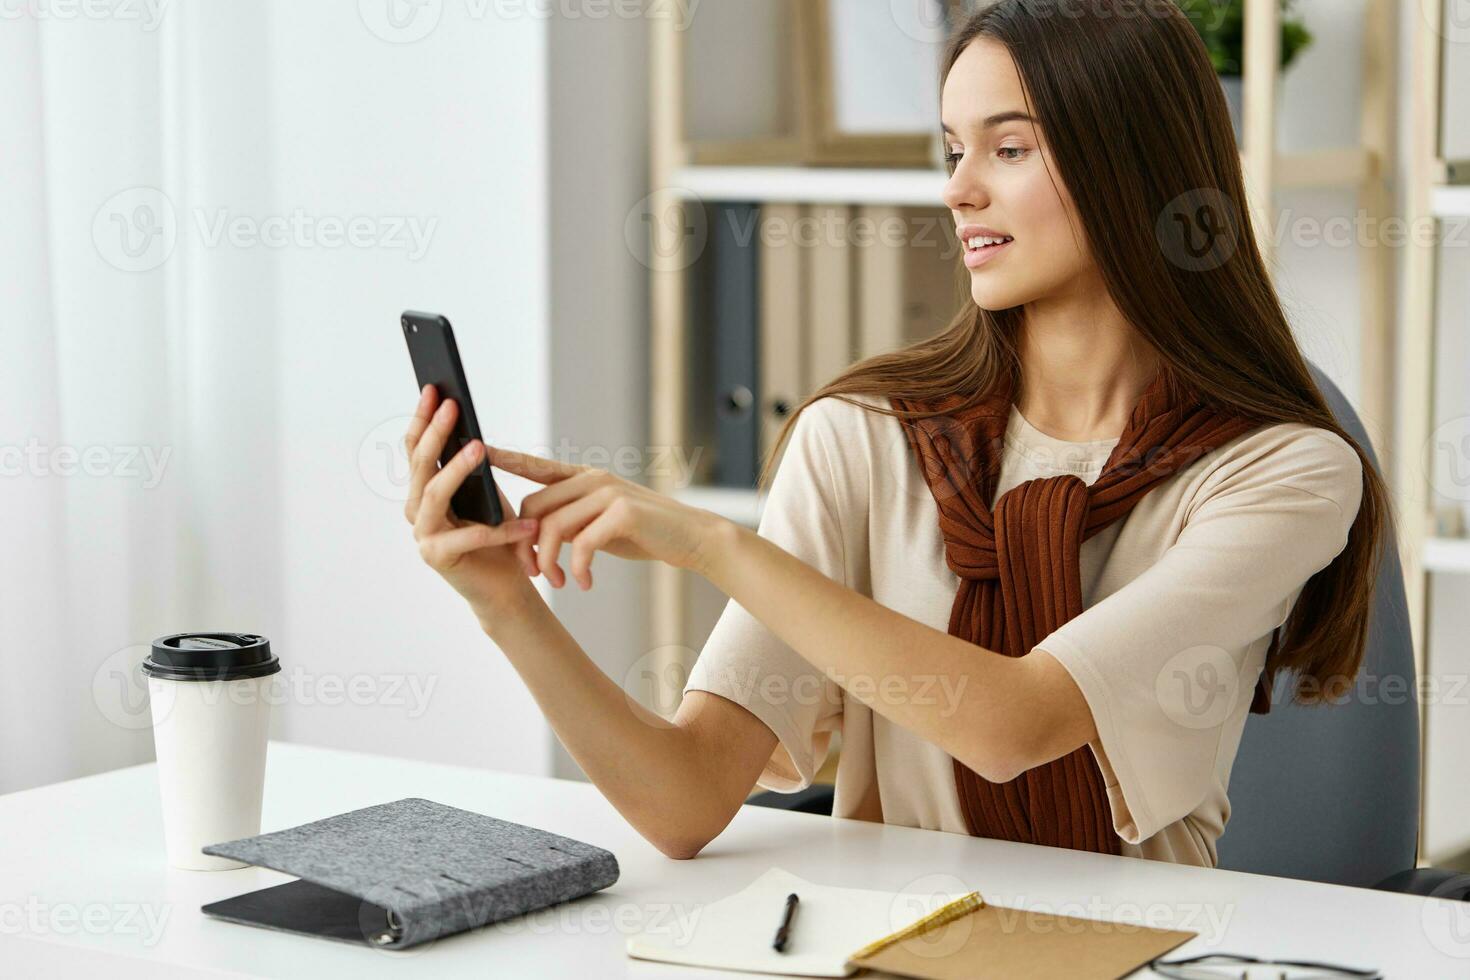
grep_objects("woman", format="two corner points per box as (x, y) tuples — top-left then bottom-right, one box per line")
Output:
(401, 0), (1388, 867)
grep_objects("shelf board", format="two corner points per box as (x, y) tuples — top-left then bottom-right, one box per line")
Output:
(1274, 147), (1378, 189)
(673, 485), (764, 529)
(1425, 537), (1470, 575)
(668, 148), (1378, 206)
(1432, 186), (1470, 218)
(669, 166), (949, 206)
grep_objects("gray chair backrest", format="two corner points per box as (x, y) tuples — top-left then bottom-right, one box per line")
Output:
(1215, 363), (1420, 886)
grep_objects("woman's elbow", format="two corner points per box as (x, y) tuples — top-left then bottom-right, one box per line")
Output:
(956, 733), (1032, 785)
(964, 724), (1089, 785)
(652, 833), (711, 860)
(645, 816), (723, 860)
(956, 657), (1089, 783)
(966, 755), (1026, 785)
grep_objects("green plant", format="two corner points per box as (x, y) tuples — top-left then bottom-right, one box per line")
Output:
(1175, 0), (1314, 75)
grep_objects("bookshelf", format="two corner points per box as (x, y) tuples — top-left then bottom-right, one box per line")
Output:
(647, 2), (1401, 788)
(670, 166), (948, 206)
(1432, 185), (1470, 219)
(670, 149), (1379, 208)
(670, 485), (766, 530)
(1424, 538), (1470, 577)
(1399, 0), (1470, 864)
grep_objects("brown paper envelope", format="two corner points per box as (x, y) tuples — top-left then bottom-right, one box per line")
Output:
(847, 894), (1195, 980)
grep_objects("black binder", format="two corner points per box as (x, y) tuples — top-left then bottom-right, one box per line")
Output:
(710, 201), (761, 488)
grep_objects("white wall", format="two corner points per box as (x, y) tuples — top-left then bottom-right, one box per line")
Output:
(546, 10), (652, 779)
(259, 2), (556, 775)
(252, 3), (651, 780)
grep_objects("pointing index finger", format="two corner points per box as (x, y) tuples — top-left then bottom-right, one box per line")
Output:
(486, 446), (581, 485)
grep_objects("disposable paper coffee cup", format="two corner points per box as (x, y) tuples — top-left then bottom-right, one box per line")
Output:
(143, 632), (280, 871)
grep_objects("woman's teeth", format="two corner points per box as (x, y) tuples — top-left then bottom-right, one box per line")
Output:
(966, 235), (1013, 249)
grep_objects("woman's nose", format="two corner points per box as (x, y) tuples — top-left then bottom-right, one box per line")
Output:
(942, 167), (987, 213)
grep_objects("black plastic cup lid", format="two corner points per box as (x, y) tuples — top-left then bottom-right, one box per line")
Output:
(143, 632), (281, 682)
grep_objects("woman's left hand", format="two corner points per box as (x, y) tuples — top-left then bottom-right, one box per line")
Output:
(487, 447), (731, 590)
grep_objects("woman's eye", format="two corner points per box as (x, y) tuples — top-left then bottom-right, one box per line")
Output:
(944, 146), (1027, 173)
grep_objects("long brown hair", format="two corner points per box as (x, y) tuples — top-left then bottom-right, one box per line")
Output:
(757, 0), (1391, 707)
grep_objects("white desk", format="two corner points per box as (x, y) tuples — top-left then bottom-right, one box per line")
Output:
(1, 740), (1463, 977)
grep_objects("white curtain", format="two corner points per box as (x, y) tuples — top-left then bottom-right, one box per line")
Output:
(0, 4), (279, 795)
(1, 0), (657, 791)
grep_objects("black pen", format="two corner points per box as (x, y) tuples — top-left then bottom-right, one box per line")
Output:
(772, 892), (799, 953)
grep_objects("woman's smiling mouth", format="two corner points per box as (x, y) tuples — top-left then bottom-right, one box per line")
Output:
(961, 233), (1014, 269)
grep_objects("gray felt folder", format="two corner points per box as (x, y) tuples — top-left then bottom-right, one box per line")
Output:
(199, 797), (620, 950)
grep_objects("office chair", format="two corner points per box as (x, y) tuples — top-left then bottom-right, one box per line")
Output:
(747, 363), (1469, 900)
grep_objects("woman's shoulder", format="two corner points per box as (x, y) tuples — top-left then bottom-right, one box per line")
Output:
(1218, 419), (1361, 474)
(782, 394), (911, 502)
(791, 392), (899, 443)
(1193, 419), (1364, 514)
(801, 391), (892, 420)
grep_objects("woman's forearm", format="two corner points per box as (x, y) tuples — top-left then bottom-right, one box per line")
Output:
(477, 580), (751, 856)
(696, 521), (1087, 783)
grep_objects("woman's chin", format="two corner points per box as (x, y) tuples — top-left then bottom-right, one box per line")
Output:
(969, 282), (1025, 311)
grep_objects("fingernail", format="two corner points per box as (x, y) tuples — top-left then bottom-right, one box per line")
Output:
(518, 519), (538, 532)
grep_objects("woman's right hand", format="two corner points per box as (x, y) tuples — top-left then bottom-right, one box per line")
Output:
(404, 384), (542, 627)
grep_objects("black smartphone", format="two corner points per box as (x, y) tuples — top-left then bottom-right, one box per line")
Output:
(401, 310), (505, 526)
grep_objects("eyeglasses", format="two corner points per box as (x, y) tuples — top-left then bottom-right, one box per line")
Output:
(1148, 952), (1382, 979)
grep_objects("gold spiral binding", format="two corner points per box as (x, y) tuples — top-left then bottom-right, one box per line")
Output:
(847, 891), (985, 962)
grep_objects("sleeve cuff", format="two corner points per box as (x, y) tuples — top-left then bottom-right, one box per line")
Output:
(1035, 635), (1159, 845)
(682, 678), (824, 794)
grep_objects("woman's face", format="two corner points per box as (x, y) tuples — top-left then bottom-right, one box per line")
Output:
(941, 38), (1095, 311)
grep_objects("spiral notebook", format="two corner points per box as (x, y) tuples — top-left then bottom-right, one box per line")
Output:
(626, 867), (1195, 979)
(199, 797), (620, 950)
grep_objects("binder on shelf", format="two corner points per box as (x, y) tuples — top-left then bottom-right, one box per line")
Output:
(699, 203), (965, 493)
(857, 205), (963, 359)
(758, 201), (807, 469)
(806, 203), (856, 392)
(684, 200), (718, 488)
(711, 201), (762, 488)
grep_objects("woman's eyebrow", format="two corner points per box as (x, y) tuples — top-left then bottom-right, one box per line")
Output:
(941, 110), (1036, 135)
